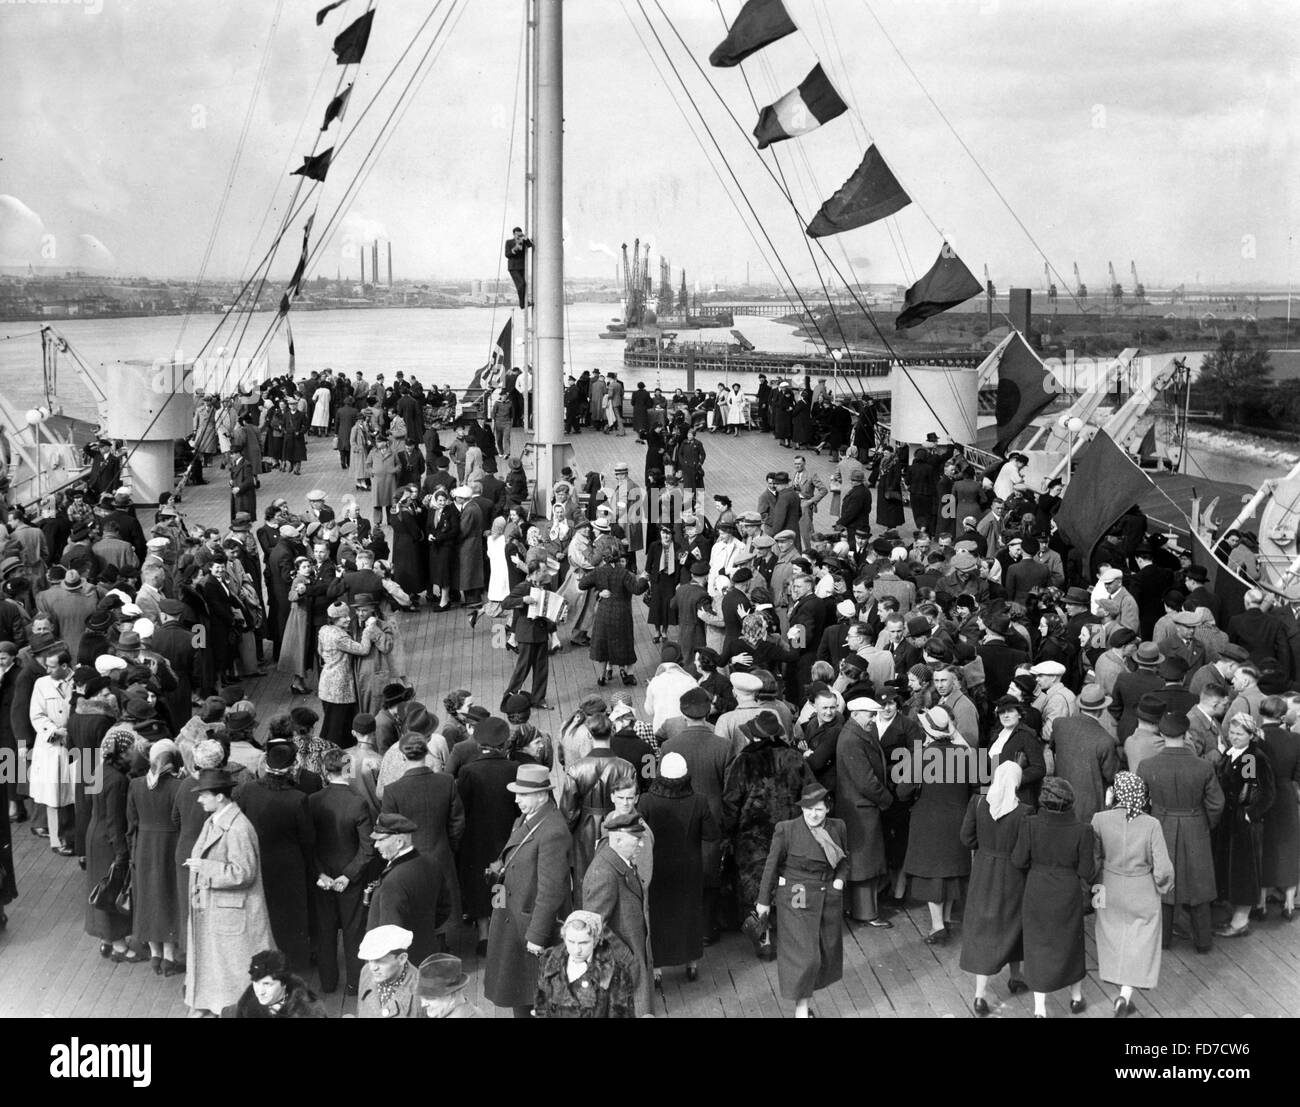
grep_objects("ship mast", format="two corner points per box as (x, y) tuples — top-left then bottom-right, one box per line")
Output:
(530, 0), (566, 510)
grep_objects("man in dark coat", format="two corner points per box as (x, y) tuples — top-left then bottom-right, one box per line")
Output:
(785, 574), (827, 703)
(228, 450), (257, 525)
(234, 741), (317, 972)
(1049, 687), (1119, 826)
(1131, 546), (1175, 639)
(976, 613), (1028, 700)
(103, 491), (147, 565)
(483, 764), (573, 1017)
(150, 600), (195, 728)
(1138, 713), (1225, 953)
(380, 734), (466, 926)
(366, 812), (452, 966)
(837, 470), (872, 542)
(266, 525), (302, 654)
(1227, 590), (1292, 674)
(309, 748), (376, 994)
(335, 396), (359, 470)
(582, 811), (653, 1016)
(500, 559), (560, 709)
(769, 473), (802, 548)
(1110, 643), (1166, 741)
(454, 717), (518, 947)
(834, 697), (894, 926)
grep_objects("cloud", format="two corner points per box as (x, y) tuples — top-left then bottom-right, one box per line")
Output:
(0, 195), (46, 266)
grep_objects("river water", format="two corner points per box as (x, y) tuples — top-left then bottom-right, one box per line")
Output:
(1, 302), (1283, 488)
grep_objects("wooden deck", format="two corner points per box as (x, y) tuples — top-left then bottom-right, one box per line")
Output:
(2, 420), (1298, 1017)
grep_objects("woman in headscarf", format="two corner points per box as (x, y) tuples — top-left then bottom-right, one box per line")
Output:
(533, 909), (637, 1018)
(899, 707), (976, 945)
(644, 522), (683, 645)
(316, 600), (376, 746)
(127, 738), (185, 975)
(986, 695), (1047, 809)
(755, 782), (849, 1018)
(960, 761), (1031, 1015)
(1012, 776), (1096, 1017)
(85, 729), (139, 961)
(1213, 713), (1277, 938)
(1091, 770), (1175, 1017)
(480, 515), (512, 624)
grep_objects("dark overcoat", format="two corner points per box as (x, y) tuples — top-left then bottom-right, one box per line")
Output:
(426, 502), (460, 592)
(85, 761), (132, 942)
(380, 766), (464, 923)
(455, 749), (520, 919)
(639, 775), (719, 967)
(958, 796), (1030, 975)
(583, 843), (653, 1016)
(1213, 740), (1276, 904)
(580, 565), (648, 667)
(366, 847), (451, 965)
(1260, 725), (1300, 888)
(899, 739), (976, 881)
(1012, 810), (1095, 992)
(757, 815), (849, 1001)
(233, 775), (316, 972)
(658, 724), (733, 886)
(1137, 745), (1224, 905)
(126, 772), (183, 944)
(458, 499), (486, 591)
(644, 541), (682, 628)
(834, 719), (892, 881)
(483, 801), (573, 1009)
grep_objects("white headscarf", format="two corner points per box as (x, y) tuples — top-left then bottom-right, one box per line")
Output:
(987, 760), (1023, 821)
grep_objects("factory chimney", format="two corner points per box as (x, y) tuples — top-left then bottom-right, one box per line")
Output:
(387, 241), (393, 288)
(371, 242), (379, 287)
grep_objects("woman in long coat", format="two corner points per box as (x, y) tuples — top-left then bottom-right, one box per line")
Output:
(317, 602), (375, 745)
(349, 417), (372, 490)
(876, 449), (906, 529)
(1260, 711), (1299, 918)
(560, 521), (598, 648)
(772, 386), (794, 446)
(1213, 714), (1276, 937)
(455, 490), (486, 603)
(425, 488), (459, 608)
(1091, 771), (1175, 1017)
(579, 551), (650, 685)
(987, 696), (1047, 809)
(639, 753), (719, 980)
(790, 396), (813, 448)
(263, 404), (286, 470)
(899, 708), (976, 944)
(184, 768), (277, 1016)
(722, 711), (815, 940)
(1012, 776), (1096, 1016)
(960, 761), (1031, 1014)
(388, 489), (427, 601)
(85, 730), (137, 959)
(277, 558), (315, 695)
(127, 739), (184, 973)
(369, 438), (400, 526)
(755, 783), (849, 1017)
(644, 523), (682, 644)
(286, 403), (309, 475)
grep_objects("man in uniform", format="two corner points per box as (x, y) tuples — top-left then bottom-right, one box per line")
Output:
(357, 925), (420, 1018)
(365, 813), (451, 965)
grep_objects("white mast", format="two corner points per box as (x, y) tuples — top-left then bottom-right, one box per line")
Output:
(531, 0), (566, 509)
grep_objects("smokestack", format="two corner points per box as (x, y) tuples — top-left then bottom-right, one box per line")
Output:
(359, 251), (364, 287)
(387, 241), (393, 288)
(371, 242), (379, 287)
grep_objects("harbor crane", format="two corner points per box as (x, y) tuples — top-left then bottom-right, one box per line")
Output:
(1130, 261), (1146, 302)
(1108, 262), (1124, 310)
(1073, 262), (1087, 303)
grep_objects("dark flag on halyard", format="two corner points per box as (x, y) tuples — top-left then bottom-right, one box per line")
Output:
(316, 0), (348, 26)
(709, 0), (796, 67)
(286, 316), (296, 374)
(468, 319), (513, 392)
(291, 148), (334, 182)
(895, 242), (983, 330)
(333, 9), (375, 65)
(1055, 430), (1153, 564)
(753, 64), (846, 149)
(278, 292), (291, 316)
(320, 84), (352, 131)
(807, 145), (910, 237)
(1137, 423), (1157, 458)
(288, 214), (315, 296)
(992, 332), (1055, 453)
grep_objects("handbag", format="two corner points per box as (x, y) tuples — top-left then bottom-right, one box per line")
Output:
(88, 859), (127, 911)
(741, 909), (771, 957)
(114, 864), (133, 917)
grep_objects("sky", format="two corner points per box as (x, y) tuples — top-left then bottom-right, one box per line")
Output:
(1, 0), (1296, 291)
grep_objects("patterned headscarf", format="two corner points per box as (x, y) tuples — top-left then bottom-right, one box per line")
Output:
(99, 727), (137, 768)
(561, 909), (604, 943)
(1112, 770), (1148, 821)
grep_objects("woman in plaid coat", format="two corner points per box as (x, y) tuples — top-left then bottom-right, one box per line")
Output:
(579, 549), (649, 686)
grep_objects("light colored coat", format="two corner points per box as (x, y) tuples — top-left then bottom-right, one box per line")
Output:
(316, 623), (375, 705)
(1090, 809), (1174, 989)
(186, 800), (277, 1013)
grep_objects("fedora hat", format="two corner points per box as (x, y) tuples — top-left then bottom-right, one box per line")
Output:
(1133, 642), (1164, 668)
(507, 763), (553, 794)
(194, 768), (234, 793)
(798, 783), (830, 808)
(418, 953), (468, 998)
(1077, 684), (1111, 712)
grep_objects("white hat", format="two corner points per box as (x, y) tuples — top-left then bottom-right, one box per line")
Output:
(133, 618), (155, 639)
(146, 537), (170, 551)
(358, 925), (414, 960)
(730, 672), (763, 693)
(94, 655), (128, 675)
(1030, 660), (1066, 677)
(307, 489), (326, 501)
(1099, 567), (1124, 583)
(120, 603), (143, 618)
(660, 752), (688, 780)
(451, 486), (472, 499)
(847, 697), (882, 713)
(279, 524), (301, 538)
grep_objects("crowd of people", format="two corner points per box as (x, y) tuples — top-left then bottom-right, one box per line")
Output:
(0, 365), (1297, 1020)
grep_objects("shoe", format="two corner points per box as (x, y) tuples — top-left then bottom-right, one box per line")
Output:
(864, 917), (893, 929)
(163, 960), (184, 977)
(290, 681), (310, 695)
(469, 609), (480, 629)
(1007, 978), (1028, 995)
(1034, 1013), (1046, 1019)
(924, 927), (949, 946)
(973, 997), (990, 1017)
(32, 826), (49, 839)
(99, 943), (112, 959)
(686, 965), (698, 982)
(1248, 906), (1266, 921)
(12, 807), (27, 824)
(1114, 997), (1133, 1018)
(651, 634), (662, 644)
(1069, 998), (1087, 1014)
(53, 845), (75, 857)
(621, 671), (637, 686)
(533, 702), (556, 711)
(111, 948), (145, 964)
(597, 674), (609, 687)
(1172, 922), (1192, 940)
(151, 956), (163, 975)
(1283, 906), (1296, 922)
(1213, 922), (1250, 938)
(654, 974), (664, 993)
